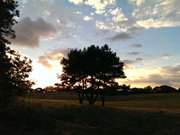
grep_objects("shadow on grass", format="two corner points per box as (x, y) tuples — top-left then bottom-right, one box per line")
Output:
(1, 104), (180, 135)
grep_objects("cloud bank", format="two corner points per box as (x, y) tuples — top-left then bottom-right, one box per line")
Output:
(12, 17), (56, 47)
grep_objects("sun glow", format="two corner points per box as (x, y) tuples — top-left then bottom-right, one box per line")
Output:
(30, 60), (162, 89)
(30, 60), (63, 88)
(117, 65), (162, 88)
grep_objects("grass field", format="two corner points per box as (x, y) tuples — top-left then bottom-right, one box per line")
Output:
(24, 92), (180, 113)
(1, 93), (180, 135)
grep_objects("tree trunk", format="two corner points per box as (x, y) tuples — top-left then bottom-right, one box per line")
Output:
(101, 93), (105, 107)
(89, 92), (94, 105)
(78, 91), (84, 104)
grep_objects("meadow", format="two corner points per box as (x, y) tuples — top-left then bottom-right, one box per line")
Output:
(1, 92), (180, 135)
(24, 92), (180, 113)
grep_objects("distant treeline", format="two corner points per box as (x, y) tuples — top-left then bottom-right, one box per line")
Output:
(99, 85), (180, 95)
(117, 85), (179, 95)
(33, 85), (180, 96)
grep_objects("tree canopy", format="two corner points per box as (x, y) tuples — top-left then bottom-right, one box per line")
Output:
(60, 44), (126, 105)
(0, 0), (19, 44)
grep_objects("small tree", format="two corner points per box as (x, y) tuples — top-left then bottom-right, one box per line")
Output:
(0, 47), (33, 105)
(60, 45), (126, 106)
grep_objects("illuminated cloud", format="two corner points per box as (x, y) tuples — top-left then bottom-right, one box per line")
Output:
(69, 0), (83, 5)
(84, 0), (116, 14)
(136, 19), (179, 29)
(96, 21), (112, 31)
(69, 0), (116, 14)
(121, 65), (180, 88)
(131, 0), (180, 28)
(12, 17), (56, 47)
(83, 16), (93, 21)
(38, 49), (69, 68)
(94, 0), (180, 33)
(129, 0), (145, 6)
(74, 11), (82, 15)
(111, 8), (128, 23)
(38, 56), (52, 68)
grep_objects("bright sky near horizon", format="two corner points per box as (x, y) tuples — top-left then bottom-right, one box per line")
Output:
(11, 0), (180, 88)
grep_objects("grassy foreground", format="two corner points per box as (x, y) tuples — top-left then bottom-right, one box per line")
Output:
(1, 93), (180, 135)
(24, 92), (180, 113)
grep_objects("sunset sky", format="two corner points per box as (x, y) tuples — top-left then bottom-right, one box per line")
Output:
(11, 0), (180, 88)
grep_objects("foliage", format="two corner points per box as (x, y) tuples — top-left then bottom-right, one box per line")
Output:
(0, 0), (19, 44)
(0, 0), (33, 106)
(153, 85), (177, 93)
(60, 44), (125, 105)
(0, 45), (33, 105)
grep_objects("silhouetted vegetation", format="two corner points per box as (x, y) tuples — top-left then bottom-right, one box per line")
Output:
(0, 0), (33, 107)
(59, 45), (126, 106)
(153, 85), (177, 93)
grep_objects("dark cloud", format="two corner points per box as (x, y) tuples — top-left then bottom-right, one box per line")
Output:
(161, 53), (172, 59)
(123, 57), (143, 64)
(136, 57), (143, 61)
(38, 56), (52, 68)
(123, 60), (134, 64)
(12, 17), (56, 47)
(109, 33), (132, 41)
(38, 49), (69, 68)
(129, 43), (143, 48)
(128, 51), (140, 55)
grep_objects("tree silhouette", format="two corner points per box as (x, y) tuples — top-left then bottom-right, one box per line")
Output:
(0, 0), (19, 44)
(0, 0), (33, 106)
(60, 45), (126, 106)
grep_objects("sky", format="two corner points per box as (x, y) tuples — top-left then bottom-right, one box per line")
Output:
(11, 0), (180, 88)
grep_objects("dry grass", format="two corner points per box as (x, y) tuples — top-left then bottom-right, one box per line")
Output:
(21, 93), (180, 113)
(2, 93), (180, 135)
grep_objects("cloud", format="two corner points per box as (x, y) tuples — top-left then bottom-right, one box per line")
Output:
(38, 56), (52, 68)
(124, 65), (180, 88)
(128, 51), (140, 55)
(95, 0), (180, 34)
(69, 0), (83, 5)
(123, 60), (135, 65)
(96, 21), (112, 31)
(129, 0), (145, 6)
(129, 43), (143, 48)
(74, 11), (82, 15)
(131, 0), (180, 29)
(38, 49), (69, 68)
(69, 0), (116, 14)
(161, 53), (172, 60)
(110, 8), (128, 23)
(70, 0), (180, 37)
(83, 16), (93, 21)
(109, 33), (132, 41)
(123, 57), (143, 66)
(136, 57), (143, 61)
(12, 17), (56, 47)
(136, 19), (179, 29)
